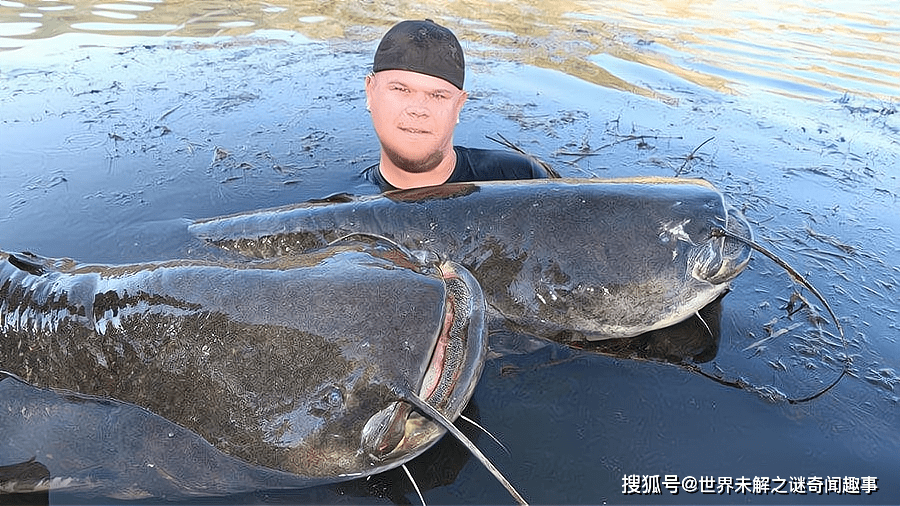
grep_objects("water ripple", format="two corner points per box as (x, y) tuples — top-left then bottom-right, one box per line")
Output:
(1, 0), (897, 101)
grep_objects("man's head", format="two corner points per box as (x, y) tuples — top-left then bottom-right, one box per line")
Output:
(373, 19), (465, 89)
(366, 20), (468, 184)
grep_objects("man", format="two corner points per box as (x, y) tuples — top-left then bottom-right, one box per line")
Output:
(362, 19), (553, 191)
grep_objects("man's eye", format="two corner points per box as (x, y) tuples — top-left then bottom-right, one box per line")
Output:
(390, 85), (408, 93)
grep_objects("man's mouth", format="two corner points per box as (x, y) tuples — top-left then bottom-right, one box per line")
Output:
(399, 126), (431, 135)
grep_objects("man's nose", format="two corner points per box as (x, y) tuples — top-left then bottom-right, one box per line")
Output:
(404, 103), (429, 118)
(406, 91), (434, 113)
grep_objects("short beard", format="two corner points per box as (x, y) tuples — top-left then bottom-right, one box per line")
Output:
(382, 143), (446, 174)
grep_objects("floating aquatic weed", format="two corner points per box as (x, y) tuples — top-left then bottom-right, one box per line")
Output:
(710, 228), (850, 404)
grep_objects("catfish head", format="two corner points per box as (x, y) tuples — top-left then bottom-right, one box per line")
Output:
(237, 241), (488, 480)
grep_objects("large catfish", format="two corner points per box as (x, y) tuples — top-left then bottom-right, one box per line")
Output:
(190, 177), (753, 342)
(0, 238), (492, 499)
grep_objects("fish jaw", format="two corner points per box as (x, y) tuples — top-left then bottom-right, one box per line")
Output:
(692, 206), (753, 286)
(360, 260), (486, 466)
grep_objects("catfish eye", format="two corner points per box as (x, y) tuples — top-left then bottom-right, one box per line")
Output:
(309, 385), (344, 417)
(326, 386), (344, 408)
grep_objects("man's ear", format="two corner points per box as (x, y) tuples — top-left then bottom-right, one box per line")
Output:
(454, 90), (468, 120)
(457, 90), (468, 107)
(364, 74), (375, 111)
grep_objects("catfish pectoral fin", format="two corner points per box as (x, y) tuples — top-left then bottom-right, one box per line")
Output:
(7, 252), (48, 276)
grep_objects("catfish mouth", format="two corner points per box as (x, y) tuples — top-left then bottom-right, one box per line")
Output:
(419, 264), (469, 408)
(361, 261), (486, 462)
(695, 207), (754, 285)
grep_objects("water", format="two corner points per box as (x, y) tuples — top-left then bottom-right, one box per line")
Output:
(1, 1), (899, 504)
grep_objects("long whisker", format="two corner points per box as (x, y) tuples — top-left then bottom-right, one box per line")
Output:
(328, 232), (442, 267)
(459, 414), (510, 455)
(399, 391), (528, 505)
(695, 310), (714, 341)
(711, 227), (850, 403)
(328, 232), (404, 252)
(402, 463), (426, 506)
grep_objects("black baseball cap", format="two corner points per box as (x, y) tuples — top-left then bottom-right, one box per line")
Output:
(373, 19), (465, 90)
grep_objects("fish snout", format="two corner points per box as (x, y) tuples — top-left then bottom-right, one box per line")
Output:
(424, 262), (486, 417)
(694, 208), (753, 285)
(361, 261), (487, 463)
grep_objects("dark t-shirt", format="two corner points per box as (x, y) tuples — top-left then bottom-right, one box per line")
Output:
(361, 146), (550, 192)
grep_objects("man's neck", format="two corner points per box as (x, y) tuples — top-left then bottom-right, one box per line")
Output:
(379, 148), (457, 189)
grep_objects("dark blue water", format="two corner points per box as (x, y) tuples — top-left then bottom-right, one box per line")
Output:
(1, 2), (899, 504)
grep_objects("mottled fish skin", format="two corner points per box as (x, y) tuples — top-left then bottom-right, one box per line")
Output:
(0, 371), (330, 500)
(0, 239), (487, 498)
(190, 177), (753, 341)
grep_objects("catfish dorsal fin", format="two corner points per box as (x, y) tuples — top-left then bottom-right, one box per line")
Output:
(306, 192), (356, 204)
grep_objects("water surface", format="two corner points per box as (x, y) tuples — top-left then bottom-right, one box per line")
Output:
(1, 0), (898, 504)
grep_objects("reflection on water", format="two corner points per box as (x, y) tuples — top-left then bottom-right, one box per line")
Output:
(1, 0), (898, 102)
(1, 0), (899, 504)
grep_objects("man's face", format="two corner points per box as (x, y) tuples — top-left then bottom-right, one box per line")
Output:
(365, 70), (468, 174)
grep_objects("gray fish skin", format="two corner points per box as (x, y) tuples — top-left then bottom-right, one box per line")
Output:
(190, 177), (753, 341)
(0, 371), (327, 500)
(0, 240), (487, 497)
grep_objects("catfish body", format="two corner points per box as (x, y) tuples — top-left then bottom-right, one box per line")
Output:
(0, 239), (486, 497)
(191, 178), (753, 340)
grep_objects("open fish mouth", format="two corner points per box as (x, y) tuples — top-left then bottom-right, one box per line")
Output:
(420, 263), (473, 409)
(361, 260), (486, 461)
(693, 205), (754, 285)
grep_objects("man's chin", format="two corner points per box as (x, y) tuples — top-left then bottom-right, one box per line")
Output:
(383, 146), (445, 174)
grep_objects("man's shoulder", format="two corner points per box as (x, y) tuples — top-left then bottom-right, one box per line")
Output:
(360, 162), (396, 192)
(455, 146), (541, 169)
(452, 146), (550, 182)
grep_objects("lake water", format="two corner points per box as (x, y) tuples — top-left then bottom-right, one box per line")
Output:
(1, 0), (898, 504)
